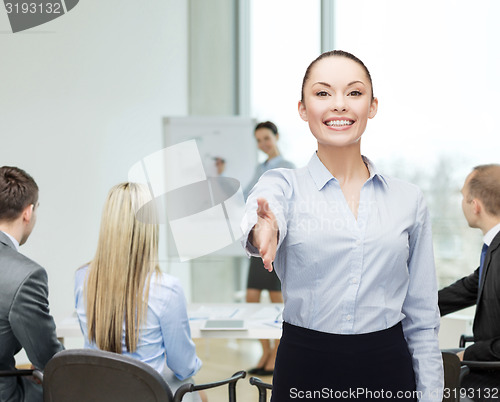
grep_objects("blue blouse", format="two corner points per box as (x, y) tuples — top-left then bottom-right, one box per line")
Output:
(241, 152), (443, 400)
(74, 265), (201, 381)
(243, 155), (295, 199)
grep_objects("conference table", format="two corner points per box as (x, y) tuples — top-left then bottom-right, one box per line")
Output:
(56, 303), (284, 343)
(56, 303), (472, 346)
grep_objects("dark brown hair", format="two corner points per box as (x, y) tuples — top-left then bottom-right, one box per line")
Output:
(300, 50), (374, 102)
(0, 166), (39, 222)
(467, 164), (500, 216)
(255, 121), (278, 136)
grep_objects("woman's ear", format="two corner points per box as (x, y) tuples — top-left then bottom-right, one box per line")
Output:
(368, 97), (378, 119)
(298, 100), (308, 122)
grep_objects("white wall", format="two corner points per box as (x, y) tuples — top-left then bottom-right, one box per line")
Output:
(0, 0), (189, 319)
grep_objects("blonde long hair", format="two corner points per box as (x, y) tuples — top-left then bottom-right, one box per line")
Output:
(86, 182), (160, 353)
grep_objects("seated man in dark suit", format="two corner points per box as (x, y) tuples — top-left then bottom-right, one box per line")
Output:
(439, 164), (500, 401)
(0, 166), (63, 402)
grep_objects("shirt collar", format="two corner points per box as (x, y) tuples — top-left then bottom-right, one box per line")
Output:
(307, 152), (388, 191)
(0, 230), (20, 251)
(484, 222), (500, 247)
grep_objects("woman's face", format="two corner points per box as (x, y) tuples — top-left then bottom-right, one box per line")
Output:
(298, 56), (378, 149)
(255, 127), (279, 156)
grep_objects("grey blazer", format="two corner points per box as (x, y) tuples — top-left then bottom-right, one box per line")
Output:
(0, 231), (63, 402)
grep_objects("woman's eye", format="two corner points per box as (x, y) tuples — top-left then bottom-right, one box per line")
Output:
(348, 90), (362, 96)
(315, 91), (329, 97)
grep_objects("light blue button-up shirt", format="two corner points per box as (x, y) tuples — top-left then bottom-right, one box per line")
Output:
(244, 155), (295, 199)
(75, 265), (201, 381)
(242, 152), (443, 400)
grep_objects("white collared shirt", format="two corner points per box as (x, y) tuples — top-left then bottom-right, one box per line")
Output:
(483, 222), (500, 246)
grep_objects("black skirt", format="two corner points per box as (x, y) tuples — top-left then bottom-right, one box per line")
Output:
(271, 321), (417, 401)
(246, 256), (281, 291)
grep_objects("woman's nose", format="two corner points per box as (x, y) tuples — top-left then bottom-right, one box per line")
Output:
(331, 95), (347, 112)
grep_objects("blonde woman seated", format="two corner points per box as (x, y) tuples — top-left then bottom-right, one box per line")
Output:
(74, 183), (203, 402)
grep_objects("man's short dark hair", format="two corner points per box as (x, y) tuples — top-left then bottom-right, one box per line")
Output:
(0, 166), (39, 222)
(468, 164), (500, 217)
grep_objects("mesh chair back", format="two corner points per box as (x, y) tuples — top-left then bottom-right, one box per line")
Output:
(43, 349), (174, 402)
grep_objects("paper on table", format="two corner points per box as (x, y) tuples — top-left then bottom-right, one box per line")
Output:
(250, 306), (282, 320)
(248, 306), (283, 329)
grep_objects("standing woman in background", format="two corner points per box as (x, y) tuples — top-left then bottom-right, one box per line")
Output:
(244, 121), (295, 376)
(242, 51), (443, 401)
(74, 183), (204, 402)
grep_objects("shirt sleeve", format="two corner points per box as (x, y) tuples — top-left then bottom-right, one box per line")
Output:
(159, 278), (202, 381)
(240, 169), (292, 258)
(243, 165), (263, 200)
(401, 190), (444, 402)
(9, 266), (64, 369)
(74, 266), (91, 348)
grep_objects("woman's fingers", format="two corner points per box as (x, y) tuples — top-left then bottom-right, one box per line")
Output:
(256, 198), (277, 223)
(254, 198), (278, 271)
(261, 245), (276, 272)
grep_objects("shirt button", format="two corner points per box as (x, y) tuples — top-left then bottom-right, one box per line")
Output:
(351, 277), (359, 284)
(346, 315), (352, 321)
(355, 239), (362, 246)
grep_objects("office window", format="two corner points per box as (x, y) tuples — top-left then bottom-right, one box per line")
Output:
(250, 0), (321, 168)
(331, 0), (500, 286)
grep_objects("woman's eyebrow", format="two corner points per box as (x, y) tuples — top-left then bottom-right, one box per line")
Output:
(313, 81), (331, 87)
(347, 80), (366, 87)
(312, 81), (366, 87)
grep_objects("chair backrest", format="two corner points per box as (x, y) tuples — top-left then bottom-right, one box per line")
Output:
(249, 377), (272, 402)
(442, 351), (461, 402)
(43, 349), (174, 402)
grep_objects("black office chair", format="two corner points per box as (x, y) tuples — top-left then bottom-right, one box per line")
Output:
(459, 334), (500, 383)
(0, 369), (42, 381)
(442, 351), (469, 402)
(42, 349), (246, 402)
(0, 368), (44, 400)
(249, 376), (272, 402)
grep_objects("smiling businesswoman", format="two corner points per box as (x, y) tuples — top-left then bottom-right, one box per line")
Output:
(241, 51), (443, 401)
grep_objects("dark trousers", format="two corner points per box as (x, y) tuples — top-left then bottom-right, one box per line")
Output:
(271, 322), (417, 401)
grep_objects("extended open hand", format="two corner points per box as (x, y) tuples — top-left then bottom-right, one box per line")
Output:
(250, 198), (279, 272)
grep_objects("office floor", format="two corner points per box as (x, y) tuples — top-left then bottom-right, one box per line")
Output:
(193, 338), (273, 402)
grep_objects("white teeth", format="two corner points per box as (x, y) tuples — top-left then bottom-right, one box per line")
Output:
(325, 120), (353, 127)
